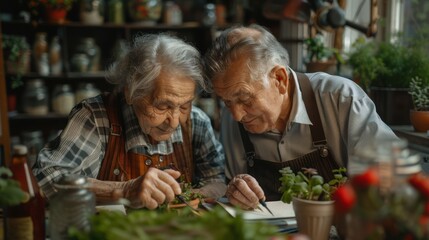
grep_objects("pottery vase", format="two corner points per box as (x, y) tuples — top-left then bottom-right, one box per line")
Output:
(292, 197), (335, 240)
(410, 110), (429, 132)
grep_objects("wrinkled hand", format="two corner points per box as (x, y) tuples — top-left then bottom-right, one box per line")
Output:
(124, 168), (182, 209)
(226, 174), (265, 210)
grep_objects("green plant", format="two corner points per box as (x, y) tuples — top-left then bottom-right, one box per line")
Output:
(348, 37), (429, 92)
(2, 34), (30, 88)
(68, 206), (282, 240)
(304, 35), (344, 64)
(279, 167), (347, 203)
(0, 166), (27, 207)
(409, 76), (429, 111)
(170, 181), (204, 205)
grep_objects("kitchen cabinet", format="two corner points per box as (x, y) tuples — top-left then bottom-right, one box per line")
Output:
(1, 20), (216, 148)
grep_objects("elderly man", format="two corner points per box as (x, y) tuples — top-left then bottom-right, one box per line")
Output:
(203, 24), (399, 209)
(33, 33), (226, 209)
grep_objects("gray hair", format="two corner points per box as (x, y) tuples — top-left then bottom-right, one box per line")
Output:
(203, 24), (290, 89)
(106, 33), (205, 101)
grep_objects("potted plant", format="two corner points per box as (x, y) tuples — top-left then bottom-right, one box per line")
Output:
(28, 0), (75, 23)
(2, 34), (31, 88)
(279, 167), (347, 240)
(347, 37), (429, 125)
(408, 76), (429, 132)
(167, 182), (204, 210)
(304, 34), (343, 74)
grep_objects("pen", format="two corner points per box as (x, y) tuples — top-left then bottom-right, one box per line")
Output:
(259, 199), (275, 216)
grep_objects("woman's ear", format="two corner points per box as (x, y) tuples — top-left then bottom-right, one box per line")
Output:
(270, 66), (288, 94)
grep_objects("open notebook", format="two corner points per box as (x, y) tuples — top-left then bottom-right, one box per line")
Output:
(215, 199), (295, 220)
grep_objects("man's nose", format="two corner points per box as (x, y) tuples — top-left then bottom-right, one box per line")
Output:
(230, 104), (246, 122)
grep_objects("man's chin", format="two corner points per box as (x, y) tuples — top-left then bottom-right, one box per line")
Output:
(243, 124), (266, 134)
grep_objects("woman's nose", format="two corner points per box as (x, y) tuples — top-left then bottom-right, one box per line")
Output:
(166, 108), (180, 127)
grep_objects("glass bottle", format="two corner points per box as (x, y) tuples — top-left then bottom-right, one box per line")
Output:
(52, 83), (76, 115)
(108, 0), (124, 24)
(22, 79), (49, 116)
(202, 3), (216, 26)
(33, 32), (49, 75)
(5, 144), (46, 240)
(50, 174), (96, 240)
(49, 36), (63, 75)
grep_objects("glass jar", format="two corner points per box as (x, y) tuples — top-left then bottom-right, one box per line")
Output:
(21, 130), (44, 168)
(75, 37), (101, 72)
(22, 79), (49, 116)
(70, 53), (90, 72)
(75, 83), (101, 103)
(52, 84), (76, 115)
(163, 1), (182, 25)
(50, 174), (95, 240)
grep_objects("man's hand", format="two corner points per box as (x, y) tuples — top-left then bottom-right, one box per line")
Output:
(124, 168), (182, 209)
(225, 174), (265, 209)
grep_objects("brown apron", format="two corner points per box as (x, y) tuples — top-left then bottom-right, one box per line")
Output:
(96, 93), (194, 183)
(239, 73), (340, 201)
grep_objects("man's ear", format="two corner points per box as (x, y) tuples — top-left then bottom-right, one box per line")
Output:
(270, 66), (288, 94)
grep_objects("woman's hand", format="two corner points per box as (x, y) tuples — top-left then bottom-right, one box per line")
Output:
(124, 167), (182, 209)
(225, 174), (265, 210)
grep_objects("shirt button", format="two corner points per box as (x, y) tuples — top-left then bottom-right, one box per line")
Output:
(159, 156), (164, 162)
(113, 168), (120, 176)
(145, 158), (152, 166)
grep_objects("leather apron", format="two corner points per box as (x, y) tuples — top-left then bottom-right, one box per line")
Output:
(239, 73), (340, 201)
(96, 93), (194, 183)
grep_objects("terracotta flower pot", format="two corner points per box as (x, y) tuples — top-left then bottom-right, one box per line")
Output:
(410, 110), (429, 132)
(292, 197), (335, 240)
(45, 7), (68, 24)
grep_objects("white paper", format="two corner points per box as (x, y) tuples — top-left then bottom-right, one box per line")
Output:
(217, 200), (295, 220)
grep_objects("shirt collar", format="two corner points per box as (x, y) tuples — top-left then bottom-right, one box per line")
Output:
(120, 95), (184, 155)
(287, 69), (312, 129)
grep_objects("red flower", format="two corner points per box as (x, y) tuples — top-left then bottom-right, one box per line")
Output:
(409, 173), (429, 199)
(350, 168), (379, 189)
(333, 184), (356, 213)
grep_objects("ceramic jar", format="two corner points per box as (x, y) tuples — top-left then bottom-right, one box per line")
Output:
(75, 37), (101, 72)
(80, 0), (105, 25)
(52, 84), (75, 115)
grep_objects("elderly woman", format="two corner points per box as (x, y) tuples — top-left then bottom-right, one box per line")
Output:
(33, 33), (226, 209)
